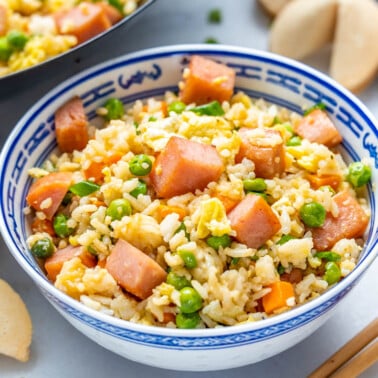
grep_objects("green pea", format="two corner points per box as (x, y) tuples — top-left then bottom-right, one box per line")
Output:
(206, 234), (232, 251)
(168, 101), (186, 114)
(208, 8), (222, 23)
(179, 287), (203, 314)
(314, 251), (341, 262)
(324, 261), (341, 285)
(0, 37), (12, 61)
(31, 237), (54, 258)
(128, 154), (152, 176)
(129, 179), (147, 198)
(176, 311), (201, 329)
(7, 30), (29, 50)
(53, 214), (73, 237)
(190, 101), (225, 116)
(286, 136), (302, 146)
(243, 178), (267, 192)
(166, 272), (191, 290)
(299, 202), (326, 228)
(277, 234), (296, 245)
(69, 181), (100, 197)
(346, 162), (371, 188)
(103, 98), (124, 121)
(106, 198), (132, 220)
(148, 116), (157, 122)
(178, 250), (197, 269)
(303, 102), (326, 116)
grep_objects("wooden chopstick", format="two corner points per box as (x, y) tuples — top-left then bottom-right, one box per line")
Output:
(330, 340), (378, 378)
(308, 317), (378, 378)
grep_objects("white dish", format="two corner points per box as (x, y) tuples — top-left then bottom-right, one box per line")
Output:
(0, 44), (377, 371)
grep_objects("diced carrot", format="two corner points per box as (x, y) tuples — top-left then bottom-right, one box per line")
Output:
(157, 204), (187, 221)
(312, 191), (369, 251)
(180, 55), (236, 105)
(83, 153), (123, 182)
(228, 193), (281, 248)
(83, 161), (105, 183)
(98, 2), (123, 24)
(106, 239), (167, 300)
(214, 194), (239, 213)
(307, 173), (341, 191)
(150, 136), (224, 198)
(235, 128), (285, 178)
(44, 245), (96, 281)
(0, 5), (7, 36)
(262, 281), (295, 314)
(55, 97), (89, 153)
(54, 2), (111, 45)
(26, 172), (73, 220)
(295, 109), (342, 147)
(97, 257), (107, 268)
(31, 218), (55, 237)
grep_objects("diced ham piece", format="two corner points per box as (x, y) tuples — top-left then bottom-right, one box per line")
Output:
(105, 239), (167, 300)
(54, 2), (111, 44)
(0, 5), (7, 36)
(98, 2), (123, 24)
(295, 109), (342, 147)
(45, 245), (96, 281)
(26, 172), (73, 220)
(150, 136), (224, 198)
(235, 127), (285, 178)
(312, 191), (369, 251)
(55, 96), (89, 153)
(228, 193), (281, 248)
(180, 55), (236, 105)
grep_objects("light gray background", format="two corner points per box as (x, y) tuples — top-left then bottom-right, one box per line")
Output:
(0, 1), (377, 377)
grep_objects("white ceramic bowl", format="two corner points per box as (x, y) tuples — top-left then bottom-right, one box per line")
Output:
(0, 45), (377, 371)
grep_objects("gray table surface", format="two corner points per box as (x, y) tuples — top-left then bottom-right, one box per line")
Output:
(0, 1), (377, 377)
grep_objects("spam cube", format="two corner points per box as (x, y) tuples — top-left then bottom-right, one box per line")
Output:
(106, 239), (167, 300)
(150, 136), (224, 198)
(180, 55), (236, 105)
(295, 109), (342, 147)
(312, 191), (369, 251)
(236, 128), (285, 179)
(228, 193), (281, 248)
(54, 2), (111, 44)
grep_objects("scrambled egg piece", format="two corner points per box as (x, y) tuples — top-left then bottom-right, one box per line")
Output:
(140, 111), (236, 154)
(277, 238), (313, 269)
(286, 140), (341, 174)
(55, 258), (118, 299)
(196, 198), (232, 238)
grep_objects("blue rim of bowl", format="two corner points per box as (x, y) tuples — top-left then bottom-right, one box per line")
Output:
(0, 45), (377, 350)
(0, 0), (155, 81)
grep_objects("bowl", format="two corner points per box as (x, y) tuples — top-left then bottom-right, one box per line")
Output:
(0, 0), (155, 85)
(0, 45), (377, 371)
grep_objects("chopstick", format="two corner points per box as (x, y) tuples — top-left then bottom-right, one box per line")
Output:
(308, 317), (378, 378)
